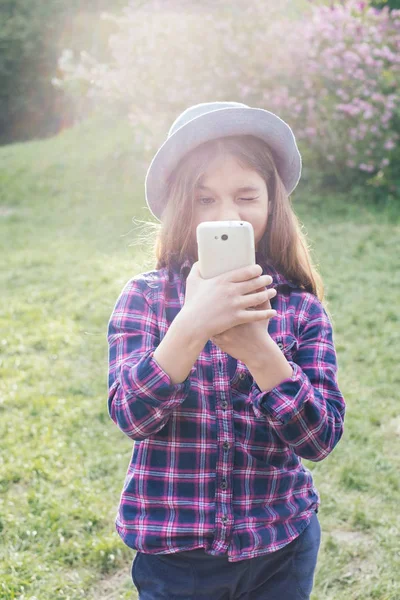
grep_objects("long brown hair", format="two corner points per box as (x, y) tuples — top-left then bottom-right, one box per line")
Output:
(153, 135), (324, 303)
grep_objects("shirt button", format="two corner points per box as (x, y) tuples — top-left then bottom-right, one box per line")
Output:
(221, 401), (228, 409)
(239, 373), (246, 380)
(223, 441), (230, 451)
(221, 516), (228, 525)
(221, 478), (228, 490)
(277, 341), (284, 350)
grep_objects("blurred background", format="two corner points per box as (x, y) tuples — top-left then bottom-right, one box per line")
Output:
(0, 1), (399, 599)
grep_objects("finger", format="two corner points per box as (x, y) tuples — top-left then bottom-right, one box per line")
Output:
(238, 308), (277, 321)
(255, 298), (271, 311)
(251, 287), (276, 299)
(237, 274), (273, 295)
(248, 288), (278, 311)
(222, 263), (263, 283)
(238, 289), (271, 310)
(266, 288), (277, 301)
(251, 288), (276, 308)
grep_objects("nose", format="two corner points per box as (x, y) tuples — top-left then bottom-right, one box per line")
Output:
(216, 208), (242, 222)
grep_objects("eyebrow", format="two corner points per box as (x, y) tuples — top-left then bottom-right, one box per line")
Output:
(195, 185), (260, 193)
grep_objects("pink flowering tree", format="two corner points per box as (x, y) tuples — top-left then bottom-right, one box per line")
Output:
(56, 1), (301, 150)
(265, 1), (400, 198)
(57, 0), (400, 201)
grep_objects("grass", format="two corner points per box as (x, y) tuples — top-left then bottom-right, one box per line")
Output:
(0, 114), (399, 600)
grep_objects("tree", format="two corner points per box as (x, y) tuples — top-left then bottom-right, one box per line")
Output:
(0, 0), (126, 145)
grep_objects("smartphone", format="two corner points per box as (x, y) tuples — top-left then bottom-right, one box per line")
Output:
(196, 220), (256, 279)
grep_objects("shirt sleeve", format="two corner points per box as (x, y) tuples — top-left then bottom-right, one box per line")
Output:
(249, 297), (346, 462)
(107, 277), (192, 441)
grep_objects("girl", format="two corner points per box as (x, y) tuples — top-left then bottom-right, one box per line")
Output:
(107, 101), (346, 600)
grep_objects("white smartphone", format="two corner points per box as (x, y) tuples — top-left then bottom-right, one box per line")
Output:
(196, 220), (256, 279)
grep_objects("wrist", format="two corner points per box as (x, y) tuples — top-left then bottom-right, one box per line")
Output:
(244, 334), (275, 370)
(245, 335), (293, 393)
(178, 306), (210, 347)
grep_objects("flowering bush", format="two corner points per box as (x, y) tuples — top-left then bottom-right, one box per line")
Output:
(57, 0), (400, 202)
(266, 1), (400, 198)
(56, 1), (298, 151)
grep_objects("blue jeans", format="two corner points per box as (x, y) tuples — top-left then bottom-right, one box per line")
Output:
(131, 511), (321, 599)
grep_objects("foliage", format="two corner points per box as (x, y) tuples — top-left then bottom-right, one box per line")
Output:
(371, 0), (400, 10)
(56, 2), (309, 149)
(58, 0), (400, 204)
(267, 1), (400, 201)
(0, 0), (126, 144)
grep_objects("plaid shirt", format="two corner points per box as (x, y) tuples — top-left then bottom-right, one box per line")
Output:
(107, 255), (345, 562)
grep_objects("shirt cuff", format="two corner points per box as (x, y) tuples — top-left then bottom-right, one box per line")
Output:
(249, 362), (312, 425)
(121, 349), (193, 408)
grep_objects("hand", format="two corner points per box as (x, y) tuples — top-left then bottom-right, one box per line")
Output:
(210, 287), (277, 364)
(182, 262), (277, 341)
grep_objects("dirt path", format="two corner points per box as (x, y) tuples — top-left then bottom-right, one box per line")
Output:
(89, 567), (136, 600)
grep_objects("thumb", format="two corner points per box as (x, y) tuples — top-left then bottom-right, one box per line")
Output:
(189, 261), (203, 279)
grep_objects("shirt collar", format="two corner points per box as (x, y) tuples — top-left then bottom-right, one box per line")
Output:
(177, 253), (298, 289)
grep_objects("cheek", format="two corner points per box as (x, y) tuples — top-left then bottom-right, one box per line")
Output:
(254, 214), (268, 240)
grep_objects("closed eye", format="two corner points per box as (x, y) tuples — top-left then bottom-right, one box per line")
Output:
(197, 197), (258, 205)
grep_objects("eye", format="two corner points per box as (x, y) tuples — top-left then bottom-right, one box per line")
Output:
(197, 196), (258, 205)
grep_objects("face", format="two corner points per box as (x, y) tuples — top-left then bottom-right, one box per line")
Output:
(192, 154), (269, 251)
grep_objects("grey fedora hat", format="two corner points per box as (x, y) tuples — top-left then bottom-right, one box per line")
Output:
(145, 101), (302, 221)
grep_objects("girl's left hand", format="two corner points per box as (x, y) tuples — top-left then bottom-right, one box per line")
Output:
(210, 286), (277, 365)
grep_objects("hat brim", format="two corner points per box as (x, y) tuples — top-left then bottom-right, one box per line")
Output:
(145, 106), (302, 220)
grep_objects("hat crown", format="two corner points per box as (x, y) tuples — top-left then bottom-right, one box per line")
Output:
(168, 101), (249, 138)
(145, 101), (302, 220)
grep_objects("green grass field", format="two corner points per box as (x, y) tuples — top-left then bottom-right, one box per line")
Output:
(0, 115), (399, 600)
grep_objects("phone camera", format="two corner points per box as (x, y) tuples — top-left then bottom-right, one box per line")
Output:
(221, 234), (228, 241)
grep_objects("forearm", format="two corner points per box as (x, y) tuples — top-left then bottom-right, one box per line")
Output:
(245, 335), (345, 461)
(108, 307), (207, 440)
(245, 335), (293, 392)
(153, 308), (209, 384)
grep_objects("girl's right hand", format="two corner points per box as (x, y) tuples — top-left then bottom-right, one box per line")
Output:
(182, 261), (277, 341)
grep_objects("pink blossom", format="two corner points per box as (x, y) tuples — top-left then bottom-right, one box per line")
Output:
(59, 0), (400, 194)
(337, 89), (349, 100)
(384, 139), (395, 150)
(349, 129), (359, 141)
(359, 163), (375, 172)
(305, 127), (317, 137)
(239, 85), (252, 98)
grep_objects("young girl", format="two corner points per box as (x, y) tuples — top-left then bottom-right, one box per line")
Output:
(107, 101), (346, 600)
